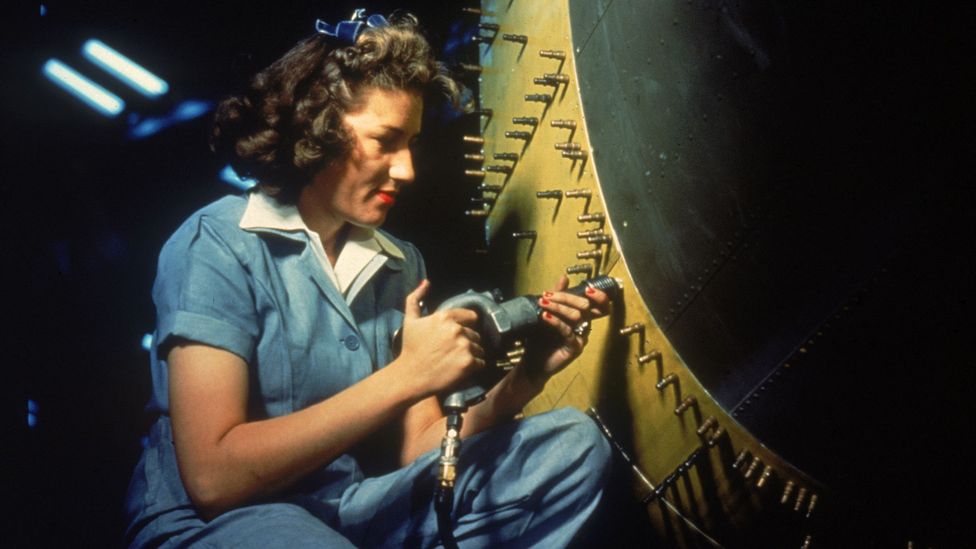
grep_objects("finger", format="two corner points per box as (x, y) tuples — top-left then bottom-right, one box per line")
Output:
(461, 326), (482, 344)
(444, 308), (480, 326)
(469, 341), (486, 359)
(540, 309), (575, 339)
(555, 274), (570, 292)
(538, 297), (584, 325)
(542, 290), (591, 314)
(404, 279), (429, 319)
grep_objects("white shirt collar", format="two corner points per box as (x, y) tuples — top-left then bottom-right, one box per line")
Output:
(238, 190), (404, 296)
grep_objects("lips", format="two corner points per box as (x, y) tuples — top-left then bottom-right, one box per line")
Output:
(375, 190), (396, 205)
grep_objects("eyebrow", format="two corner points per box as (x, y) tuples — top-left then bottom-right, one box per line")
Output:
(380, 125), (421, 139)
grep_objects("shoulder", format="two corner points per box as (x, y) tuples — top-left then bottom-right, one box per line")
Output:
(161, 195), (254, 259)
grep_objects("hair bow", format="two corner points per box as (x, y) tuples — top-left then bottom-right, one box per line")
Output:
(315, 9), (390, 44)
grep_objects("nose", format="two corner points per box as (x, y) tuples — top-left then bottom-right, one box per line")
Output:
(389, 147), (416, 185)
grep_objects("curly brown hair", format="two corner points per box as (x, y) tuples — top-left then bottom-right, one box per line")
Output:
(211, 13), (458, 203)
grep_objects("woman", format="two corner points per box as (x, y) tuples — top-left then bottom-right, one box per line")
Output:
(124, 11), (610, 548)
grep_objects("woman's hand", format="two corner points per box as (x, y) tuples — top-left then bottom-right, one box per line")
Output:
(519, 275), (610, 389)
(395, 280), (487, 398)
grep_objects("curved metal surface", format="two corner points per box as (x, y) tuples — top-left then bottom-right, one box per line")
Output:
(472, 0), (971, 546)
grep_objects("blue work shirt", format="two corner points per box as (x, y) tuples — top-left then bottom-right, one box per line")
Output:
(124, 192), (426, 545)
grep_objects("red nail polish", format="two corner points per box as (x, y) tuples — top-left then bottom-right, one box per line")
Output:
(541, 298), (550, 305)
(544, 312), (553, 319)
(586, 287), (596, 295)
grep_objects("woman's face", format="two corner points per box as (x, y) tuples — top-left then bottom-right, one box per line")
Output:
(303, 87), (423, 233)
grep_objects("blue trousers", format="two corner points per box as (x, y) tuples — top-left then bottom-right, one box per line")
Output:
(152, 408), (610, 548)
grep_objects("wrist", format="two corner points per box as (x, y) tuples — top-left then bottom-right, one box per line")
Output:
(385, 355), (431, 404)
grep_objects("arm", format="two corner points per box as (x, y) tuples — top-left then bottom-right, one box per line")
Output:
(170, 280), (485, 520)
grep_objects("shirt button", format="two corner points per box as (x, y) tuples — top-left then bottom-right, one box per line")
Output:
(343, 335), (360, 351)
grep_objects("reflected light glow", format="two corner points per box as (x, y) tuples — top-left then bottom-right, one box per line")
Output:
(220, 164), (257, 190)
(82, 39), (169, 98)
(43, 59), (125, 116)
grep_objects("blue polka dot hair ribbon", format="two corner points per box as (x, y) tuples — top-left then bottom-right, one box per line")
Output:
(315, 9), (390, 44)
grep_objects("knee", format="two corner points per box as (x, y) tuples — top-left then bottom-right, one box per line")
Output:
(547, 408), (612, 487)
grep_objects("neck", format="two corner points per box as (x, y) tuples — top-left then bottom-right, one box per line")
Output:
(297, 186), (347, 266)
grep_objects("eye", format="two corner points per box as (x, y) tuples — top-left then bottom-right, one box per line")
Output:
(376, 134), (397, 152)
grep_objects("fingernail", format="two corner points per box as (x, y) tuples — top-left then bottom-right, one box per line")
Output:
(540, 298), (550, 305)
(586, 287), (596, 295)
(544, 291), (553, 297)
(544, 312), (553, 319)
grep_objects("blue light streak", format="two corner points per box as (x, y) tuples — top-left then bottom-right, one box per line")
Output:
(126, 99), (214, 140)
(42, 59), (125, 117)
(82, 39), (169, 98)
(220, 164), (257, 190)
(27, 399), (39, 429)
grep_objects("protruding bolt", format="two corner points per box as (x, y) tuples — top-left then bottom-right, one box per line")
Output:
(512, 116), (538, 126)
(458, 63), (482, 73)
(565, 264), (593, 275)
(539, 49), (566, 60)
(733, 450), (750, 469)
(524, 93), (553, 103)
(544, 73), (570, 84)
(757, 465), (773, 488)
(505, 130), (532, 140)
(506, 347), (526, 358)
(536, 190), (562, 199)
(800, 535), (813, 549)
(806, 494), (819, 518)
(494, 152), (519, 161)
(744, 456), (761, 479)
(464, 169), (485, 178)
(502, 33), (528, 43)
(696, 416), (718, 437)
(706, 427), (725, 447)
(577, 212), (605, 223)
(463, 153), (485, 162)
(512, 231), (536, 239)
(674, 396), (697, 415)
(463, 135), (485, 145)
(781, 481), (795, 505)
(484, 165), (512, 174)
(587, 235), (612, 245)
(577, 249), (602, 260)
(461, 7), (482, 15)
(637, 350), (661, 365)
(471, 108), (493, 117)
(478, 23), (500, 31)
(554, 142), (581, 151)
(562, 150), (588, 160)
(794, 487), (808, 512)
(533, 76), (565, 86)
(479, 183), (503, 193)
(565, 189), (591, 198)
(619, 323), (643, 336)
(470, 35), (491, 44)
(551, 119), (577, 129)
(465, 209), (489, 218)
(656, 373), (678, 390)
(577, 229), (603, 239)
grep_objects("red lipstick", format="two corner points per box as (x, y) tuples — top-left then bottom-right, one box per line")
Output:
(376, 191), (396, 205)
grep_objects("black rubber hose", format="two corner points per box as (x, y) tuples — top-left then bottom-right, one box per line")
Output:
(434, 483), (459, 549)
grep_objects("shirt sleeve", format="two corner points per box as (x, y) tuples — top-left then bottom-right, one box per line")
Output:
(152, 214), (259, 362)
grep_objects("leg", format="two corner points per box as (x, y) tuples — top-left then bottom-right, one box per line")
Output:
(337, 407), (611, 548)
(162, 503), (356, 548)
